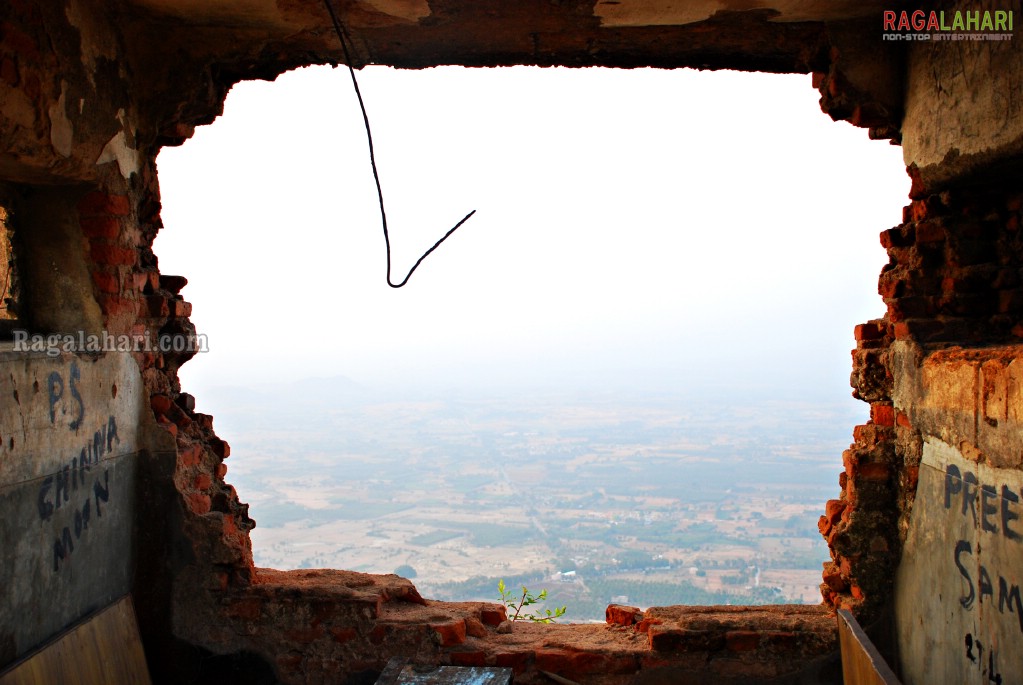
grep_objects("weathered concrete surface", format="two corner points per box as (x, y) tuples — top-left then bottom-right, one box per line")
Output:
(594, 0), (885, 27)
(892, 343), (1023, 683)
(0, 350), (146, 668)
(903, 38), (1023, 193)
(892, 342), (1023, 470)
(894, 439), (1023, 685)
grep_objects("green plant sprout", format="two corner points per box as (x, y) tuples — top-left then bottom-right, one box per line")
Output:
(498, 579), (567, 623)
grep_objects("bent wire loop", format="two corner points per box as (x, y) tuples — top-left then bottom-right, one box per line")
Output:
(321, 0), (477, 288)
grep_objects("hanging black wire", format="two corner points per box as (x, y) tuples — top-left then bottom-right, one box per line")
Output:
(321, 0), (476, 288)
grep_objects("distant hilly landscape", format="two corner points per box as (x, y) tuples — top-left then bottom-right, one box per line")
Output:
(196, 376), (862, 621)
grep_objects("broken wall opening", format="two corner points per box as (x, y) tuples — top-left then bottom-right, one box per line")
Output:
(153, 65), (910, 622)
(4, 0), (1023, 680)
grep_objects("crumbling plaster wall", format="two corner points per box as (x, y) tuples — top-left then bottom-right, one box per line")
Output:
(1, 0), (1022, 683)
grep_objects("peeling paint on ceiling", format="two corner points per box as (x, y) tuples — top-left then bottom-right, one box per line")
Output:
(594, 0), (884, 26)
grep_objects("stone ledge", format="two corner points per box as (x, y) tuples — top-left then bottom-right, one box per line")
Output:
(199, 571), (839, 684)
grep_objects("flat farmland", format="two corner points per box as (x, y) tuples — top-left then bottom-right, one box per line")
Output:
(205, 379), (860, 621)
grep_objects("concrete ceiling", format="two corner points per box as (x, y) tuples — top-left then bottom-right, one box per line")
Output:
(120, 0), (885, 31)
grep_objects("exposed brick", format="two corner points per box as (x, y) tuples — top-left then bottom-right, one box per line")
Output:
(329, 627), (357, 644)
(179, 443), (203, 467)
(725, 630), (761, 652)
(215, 462), (228, 479)
(187, 492), (211, 514)
(78, 191), (130, 216)
(606, 604), (642, 626)
(159, 274), (188, 293)
(534, 649), (637, 676)
(818, 515), (831, 536)
(172, 300), (193, 317)
(225, 597), (262, 620)
(857, 463), (890, 481)
(284, 626), (325, 644)
(431, 620), (466, 646)
(887, 296), (934, 320)
(849, 104), (888, 129)
(142, 294), (170, 318)
(450, 651), (487, 667)
(211, 438), (230, 459)
(852, 424), (887, 445)
(914, 220), (945, 243)
(129, 272), (148, 292)
(80, 215), (121, 239)
(824, 499), (845, 525)
(92, 270), (120, 294)
(494, 651), (531, 671)
(480, 606), (507, 626)
(761, 631), (800, 650)
(649, 626), (725, 652)
(151, 394), (172, 416)
(878, 273), (904, 299)
(822, 564), (847, 592)
(854, 322), (885, 341)
(635, 618), (662, 633)
(907, 200), (928, 223)
(870, 403), (895, 426)
(880, 226), (913, 249)
(892, 319), (943, 341)
(90, 243), (138, 266)
(98, 294), (136, 320)
(177, 392), (196, 412)
(194, 473), (212, 490)
(464, 616), (487, 638)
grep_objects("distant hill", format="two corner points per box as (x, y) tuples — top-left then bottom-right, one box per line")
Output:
(199, 374), (369, 411)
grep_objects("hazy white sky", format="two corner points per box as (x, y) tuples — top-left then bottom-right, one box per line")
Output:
(155, 66), (908, 402)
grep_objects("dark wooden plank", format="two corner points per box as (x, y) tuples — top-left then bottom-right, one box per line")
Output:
(837, 609), (901, 685)
(0, 596), (151, 685)
(376, 657), (512, 685)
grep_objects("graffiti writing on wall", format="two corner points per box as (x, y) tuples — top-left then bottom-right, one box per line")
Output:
(36, 415), (118, 572)
(964, 632), (1004, 684)
(944, 462), (1023, 683)
(34, 363), (122, 572)
(945, 463), (1023, 634)
(47, 361), (85, 431)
